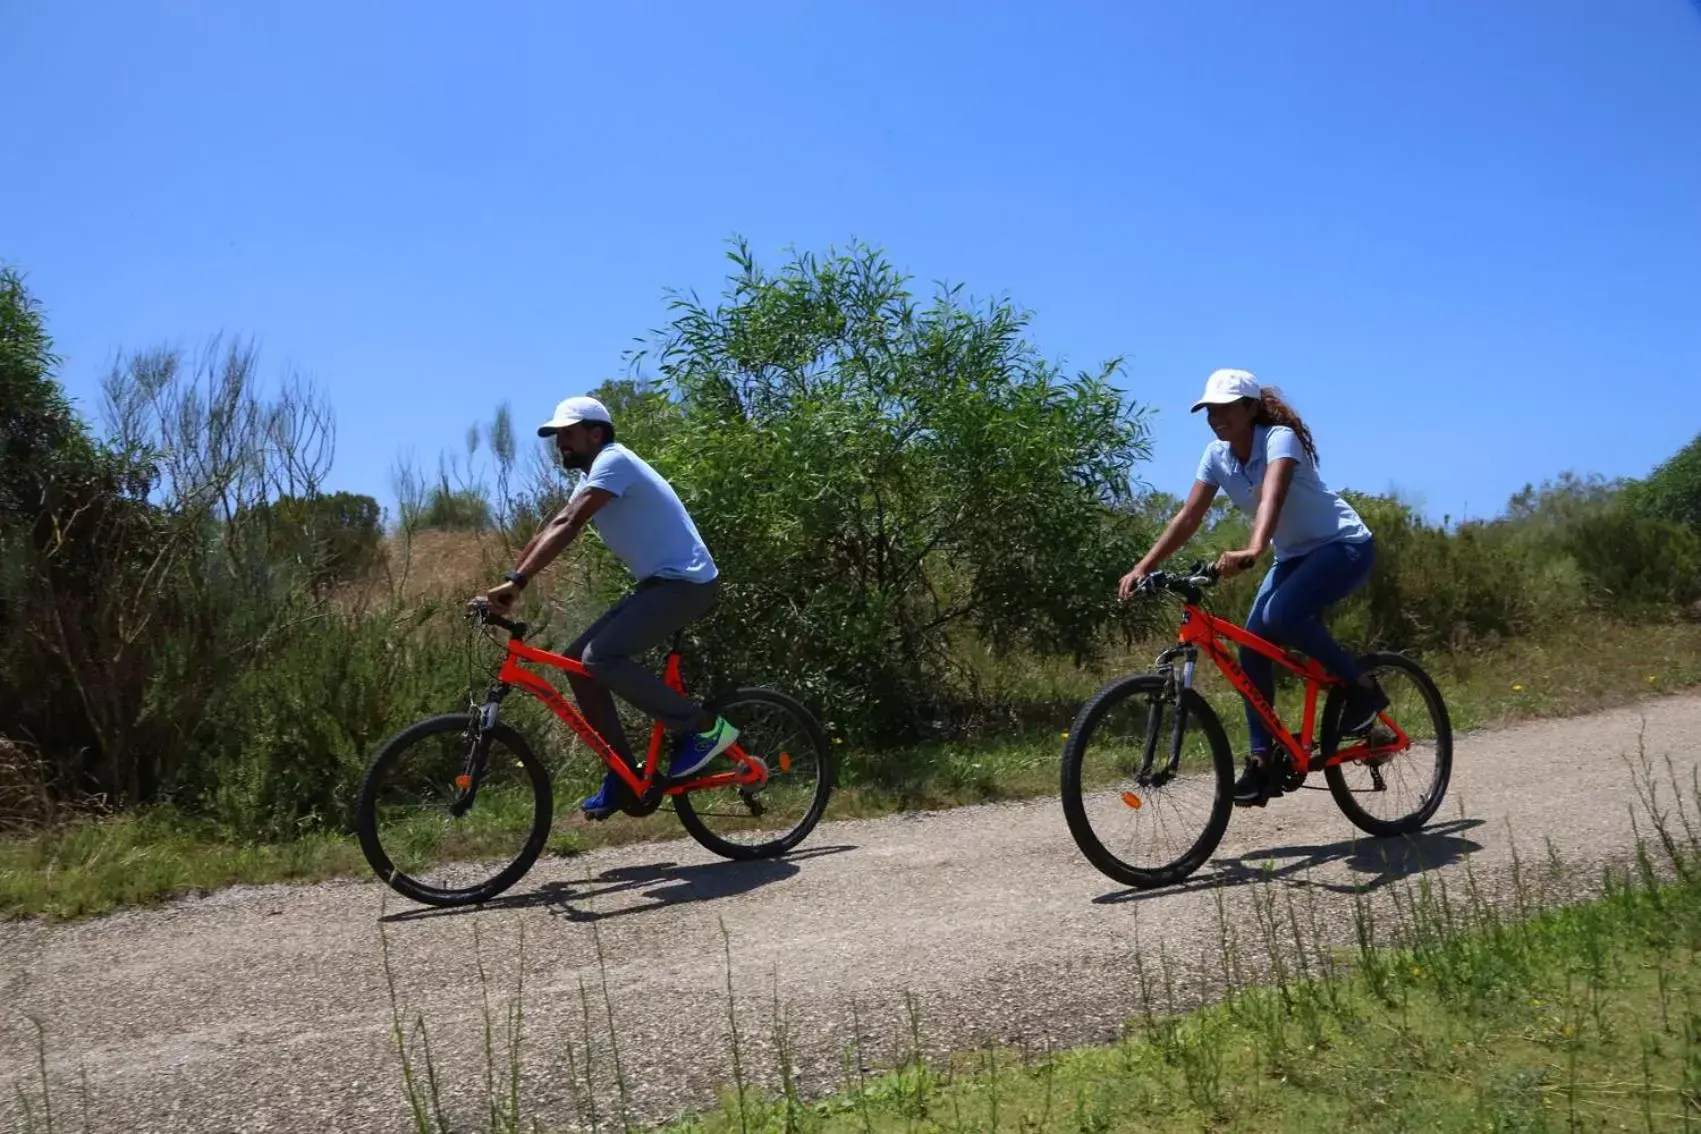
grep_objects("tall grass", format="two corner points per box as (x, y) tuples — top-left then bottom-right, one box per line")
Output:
(4, 613), (1699, 920)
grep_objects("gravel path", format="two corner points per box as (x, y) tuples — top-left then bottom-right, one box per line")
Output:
(2, 694), (1695, 1133)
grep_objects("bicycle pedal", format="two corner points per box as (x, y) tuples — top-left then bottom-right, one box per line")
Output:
(620, 782), (667, 818)
(1233, 786), (1284, 809)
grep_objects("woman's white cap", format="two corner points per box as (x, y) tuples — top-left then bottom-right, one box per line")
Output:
(1190, 369), (1261, 412)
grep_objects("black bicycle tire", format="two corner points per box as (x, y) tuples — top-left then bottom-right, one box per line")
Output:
(1060, 674), (1235, 889)
(674, 687), (836, 861)
(355, 712), (554, 907)
(1321, 652), (1454, 838)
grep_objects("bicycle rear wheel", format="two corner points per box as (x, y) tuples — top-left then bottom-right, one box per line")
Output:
(355, 713), (553, 907)
(1321, 652), (1453, 837)
(1060, 674), (1234, 889)
(675, 687), (834, 860)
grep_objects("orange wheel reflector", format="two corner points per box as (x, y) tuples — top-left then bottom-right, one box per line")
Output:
(455, 774), (472, 791)
(1121, 791), (1142, 810)
(779, 752), (792, 772)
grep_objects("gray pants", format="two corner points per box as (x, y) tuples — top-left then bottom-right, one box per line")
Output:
(564, 576), (721, 766)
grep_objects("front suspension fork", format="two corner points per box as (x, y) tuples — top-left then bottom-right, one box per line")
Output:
(451, 684), (509, 817)
(1139, 646), (1197, 784)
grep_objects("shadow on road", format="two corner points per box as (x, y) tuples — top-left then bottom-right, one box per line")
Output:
(1091, 817), (1487, 905)
(378, 842), (857, 924)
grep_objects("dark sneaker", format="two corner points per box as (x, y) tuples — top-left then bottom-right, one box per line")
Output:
(1340, 679), (1391, 735)
(1232, 754), (1281, 807)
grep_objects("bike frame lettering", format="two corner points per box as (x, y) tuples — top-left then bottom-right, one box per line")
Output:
(1176, 601), (1410, 774)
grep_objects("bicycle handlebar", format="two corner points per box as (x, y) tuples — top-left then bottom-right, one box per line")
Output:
(467, 598), (529, 641)
(1137, 560), (1221, 598)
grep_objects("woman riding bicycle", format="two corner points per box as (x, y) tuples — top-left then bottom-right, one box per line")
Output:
(1118, 368), (1387, 806)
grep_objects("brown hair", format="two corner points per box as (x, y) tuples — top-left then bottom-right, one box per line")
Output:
(1251, 387), (1319, 466)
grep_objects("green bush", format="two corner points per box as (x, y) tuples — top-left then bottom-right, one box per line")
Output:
(407, 482), (492, 531)
(1626, 432), (1701, 532)
(241, 491), (384, 589)
(9, 248), (1701, 845)
(195, 605), (467, 837)
(1563, 507), (1701, 613)
(1173, 492), (1566, 656)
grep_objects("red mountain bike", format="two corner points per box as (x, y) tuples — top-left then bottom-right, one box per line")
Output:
(1061, 562), (1452, 889)
(355, 603), (835, 907)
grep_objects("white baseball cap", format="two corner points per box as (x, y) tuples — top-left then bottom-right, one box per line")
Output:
(537, 395), (613, 437)
(1190, 368), (1261, 412)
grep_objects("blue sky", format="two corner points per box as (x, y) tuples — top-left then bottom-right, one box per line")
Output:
(4, 1), (1699, 524)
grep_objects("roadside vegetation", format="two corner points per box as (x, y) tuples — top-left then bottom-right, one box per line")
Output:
(3, 246), (1700, 919)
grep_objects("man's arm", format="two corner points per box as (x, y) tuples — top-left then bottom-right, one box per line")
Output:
(476, 487), (615, 612)
(515, 487), (615, 579)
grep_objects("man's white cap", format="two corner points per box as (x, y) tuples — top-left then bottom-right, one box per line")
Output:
(537, 395), (613, 437)
(1190, 368), (1261, 413)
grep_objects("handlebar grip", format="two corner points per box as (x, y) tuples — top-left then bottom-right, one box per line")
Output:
(468, 600), (528, 639)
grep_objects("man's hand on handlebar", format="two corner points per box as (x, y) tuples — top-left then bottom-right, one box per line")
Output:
(466, 579), (521, 619)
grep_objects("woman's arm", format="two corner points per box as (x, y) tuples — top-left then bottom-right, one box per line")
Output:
(1119, 480), (1218, 599)
(1216, 457), (1296, 577)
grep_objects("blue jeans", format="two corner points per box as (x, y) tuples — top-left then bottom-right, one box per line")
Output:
(1240, 537), (1376, 753)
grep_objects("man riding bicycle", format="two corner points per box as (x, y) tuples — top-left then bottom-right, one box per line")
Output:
(471, 394), (738, 819)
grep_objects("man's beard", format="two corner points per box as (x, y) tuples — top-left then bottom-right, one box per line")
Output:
(559, 449), (593, 472)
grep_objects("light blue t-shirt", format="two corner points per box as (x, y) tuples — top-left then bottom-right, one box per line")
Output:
(1195, 425), (1371, 561)
(576, 443), (719, 584)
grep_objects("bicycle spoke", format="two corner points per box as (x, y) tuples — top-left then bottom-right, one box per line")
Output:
(1325, 655), (1452, 837)
(358, 716), (552, 904)
(675, 689), (833, 858)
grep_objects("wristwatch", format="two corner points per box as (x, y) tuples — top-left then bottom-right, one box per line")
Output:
(504, 570), (528, 589)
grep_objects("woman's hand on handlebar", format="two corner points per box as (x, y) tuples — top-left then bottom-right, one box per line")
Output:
(1213, 548), (1260, 579)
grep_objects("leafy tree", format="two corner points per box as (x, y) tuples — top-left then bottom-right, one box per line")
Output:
(1, 267), (166, 801)
(1628, 432), (1701, 532)
(628, 240), (1156, 737)
(406, 481), (492, 531)
(242, 491), (384, 588)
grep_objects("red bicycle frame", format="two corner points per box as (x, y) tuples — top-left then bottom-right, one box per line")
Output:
(495, 637), (767, 798)
(1175, 602), (1409, 774)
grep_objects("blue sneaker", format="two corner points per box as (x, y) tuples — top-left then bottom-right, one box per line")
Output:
(580, 770), (627, 820)
(668, 716), (740, 779)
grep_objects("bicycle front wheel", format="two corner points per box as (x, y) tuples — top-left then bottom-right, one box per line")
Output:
(1060, 674), (1234, 889)
(356, 713), (554, 907)
(675, 687), (835, 860)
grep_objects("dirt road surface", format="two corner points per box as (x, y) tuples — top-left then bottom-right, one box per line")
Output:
(2, 694), (1694, 1132)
